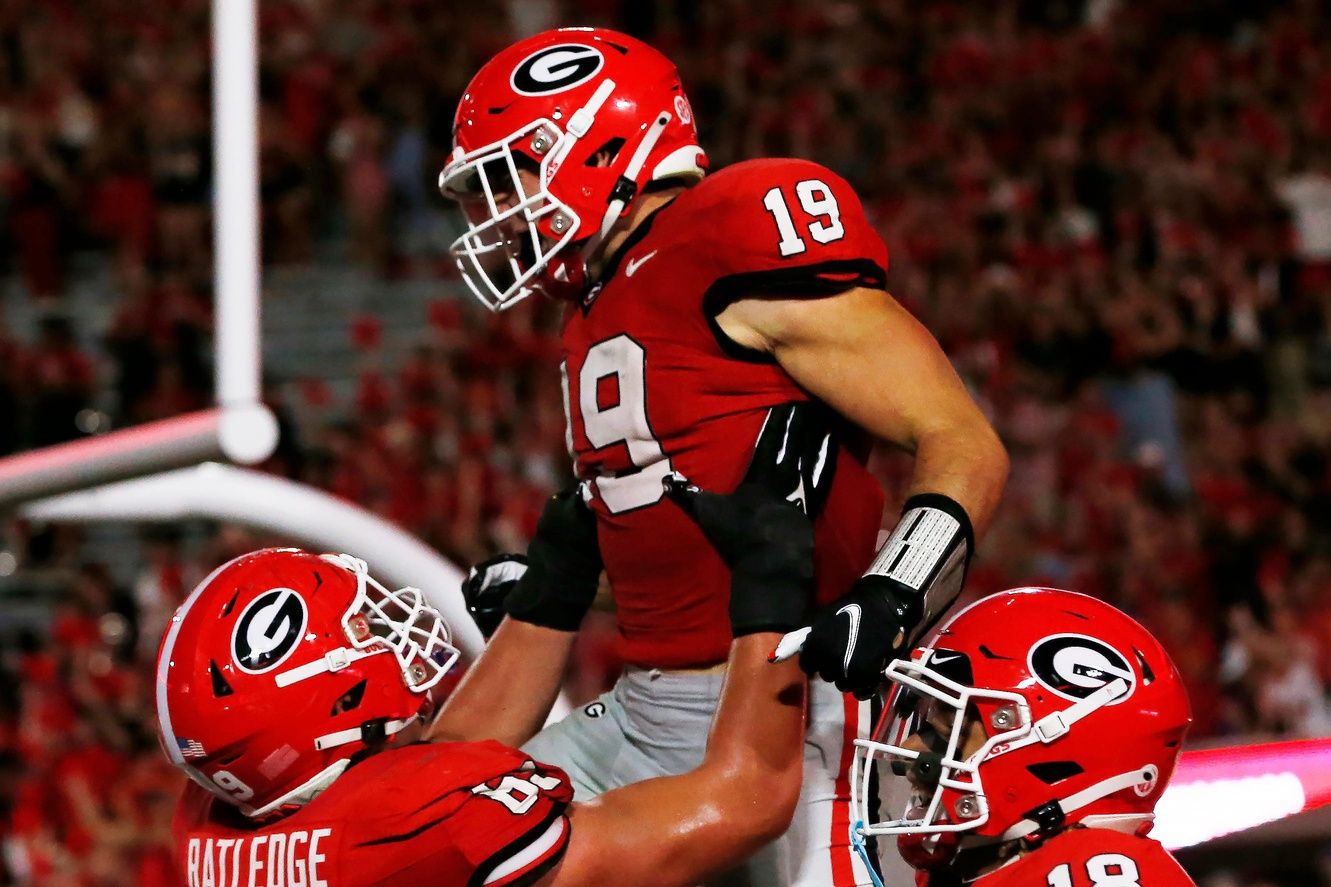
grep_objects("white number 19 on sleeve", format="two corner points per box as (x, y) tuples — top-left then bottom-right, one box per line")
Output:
(762, 179), (846, 257)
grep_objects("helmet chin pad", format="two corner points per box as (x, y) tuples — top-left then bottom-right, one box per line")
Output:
(897, 831), (961, 871)
(540, 253), (589, 301)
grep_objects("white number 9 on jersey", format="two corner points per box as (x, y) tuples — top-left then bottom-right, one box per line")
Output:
(563, 335), (674, 514)
(211, 770), (255, 802)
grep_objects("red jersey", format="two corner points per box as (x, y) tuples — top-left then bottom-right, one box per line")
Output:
(932, 828), (1196, 886)
(174, 741), (572, 887)
(561, 157), (889, 668)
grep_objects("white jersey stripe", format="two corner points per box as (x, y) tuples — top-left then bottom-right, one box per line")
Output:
(484, 815), (568, 885)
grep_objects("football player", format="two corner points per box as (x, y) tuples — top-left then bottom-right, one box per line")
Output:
(439, 26), (1008, 886)
(850, 588), (1196, 886)
(156, 458), (816, 887)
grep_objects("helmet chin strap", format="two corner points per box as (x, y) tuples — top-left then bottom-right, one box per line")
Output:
(999, 764), (1160, 842)
(1030, 678), (1129, 743)
(275, 645), (382, 688)
(528, 78), (676, 292)
(992, 678), (1155, 842)
(548, 106), (676, 293)
(569, 106), (675, 278)
(313, 715), (416, 752)
(594, 109), (673, 242)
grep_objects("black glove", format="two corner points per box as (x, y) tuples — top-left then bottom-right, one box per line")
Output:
(798, 577), (917, 698)
(664, 475), (813, 636)
(748, 400), (839, 519)
(799, 493), (974, 698)
(661, 400), (834, 637)
(462, 554), (528, 639)
(502, 484), (603, 632)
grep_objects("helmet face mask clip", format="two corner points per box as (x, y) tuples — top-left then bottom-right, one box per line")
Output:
(441, 117), (584, 311)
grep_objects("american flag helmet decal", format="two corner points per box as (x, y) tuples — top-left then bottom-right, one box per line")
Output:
(177, 737), (207, 759)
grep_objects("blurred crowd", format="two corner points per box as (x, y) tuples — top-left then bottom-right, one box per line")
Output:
(2, 0), (1331, 883)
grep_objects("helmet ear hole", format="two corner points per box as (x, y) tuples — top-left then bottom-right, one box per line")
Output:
(585, 137), (625, 166)
(209, 660), (235, 698)
(1026, 761), (1084, 785)
(330, 680), (368, 717)
(1133, 647), (1156, 684)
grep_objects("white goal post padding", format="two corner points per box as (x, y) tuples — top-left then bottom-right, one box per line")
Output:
(21, 462), (485, 659)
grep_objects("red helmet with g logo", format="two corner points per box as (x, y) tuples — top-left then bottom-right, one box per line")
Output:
(154, 549), (459, 818)
(439, 27), (707, 310)
(851, 588), (1191, 872)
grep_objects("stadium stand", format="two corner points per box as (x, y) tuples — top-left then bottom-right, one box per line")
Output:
(1, 1), (1329, 882)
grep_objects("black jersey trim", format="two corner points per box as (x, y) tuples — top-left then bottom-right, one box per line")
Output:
(492, 834), (567, 887)
(467, 807), (570, 887)
(701, 258), (888, 364)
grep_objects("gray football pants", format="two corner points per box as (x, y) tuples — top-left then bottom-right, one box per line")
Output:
(523, 666), (913, 886)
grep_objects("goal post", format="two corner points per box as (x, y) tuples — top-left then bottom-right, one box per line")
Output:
(0, 0), (273, 508)
(19, 462), (487, 660)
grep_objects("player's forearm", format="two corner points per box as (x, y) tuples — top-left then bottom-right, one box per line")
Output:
(702, 634), (806, 787)
(744, 287), (1009, 538)
(908, 418), (1008, 539)
(657, 636), (805, 859)
(848, 424), (1005, 651)
(429, 619), (575, 747)
(547, 635), (804, 887)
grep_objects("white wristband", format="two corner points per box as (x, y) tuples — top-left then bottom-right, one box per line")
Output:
(865, 497), (973, 644)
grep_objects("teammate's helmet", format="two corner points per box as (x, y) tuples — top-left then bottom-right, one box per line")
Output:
(851, 588), (1191, 870)
(439, 27), (706, 311)
(155, 549), (459, 818)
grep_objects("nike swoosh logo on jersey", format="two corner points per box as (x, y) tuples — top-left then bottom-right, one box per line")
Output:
(836, 603), (862, 674)
(624, 250), (659, 277)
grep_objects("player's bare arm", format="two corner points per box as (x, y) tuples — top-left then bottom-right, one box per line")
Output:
(718, 282), (1009, 697)
(535, 463), (817, 886)
(715, 286), (1008, 536)
(430, 618), (576, 747)
(540, 635), (806, 887)
(432, 485), (602, 746)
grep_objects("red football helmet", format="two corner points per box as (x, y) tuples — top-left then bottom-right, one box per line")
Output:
(155, 549), (459, 818)
(439, 27), (707, 310)
(851, 588), (1191, 872)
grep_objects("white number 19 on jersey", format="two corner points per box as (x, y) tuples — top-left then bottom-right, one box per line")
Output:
(563, 334), (674, 514)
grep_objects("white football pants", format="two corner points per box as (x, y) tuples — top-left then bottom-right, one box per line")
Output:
(522, 666), (915, 886)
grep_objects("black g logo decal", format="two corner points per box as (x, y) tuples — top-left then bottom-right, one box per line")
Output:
(1028, 633), (1135, 703)
(510, 44), (604, 96)
(232, 588), (308, 674)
